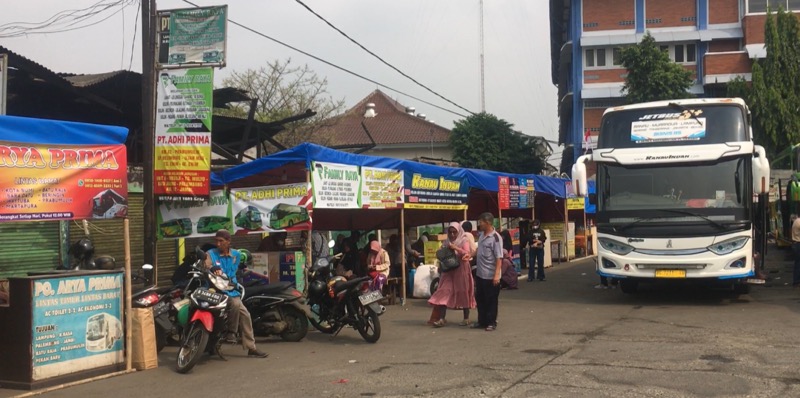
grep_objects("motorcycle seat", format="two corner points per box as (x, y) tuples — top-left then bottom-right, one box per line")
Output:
(333, 276), (369, 294)
(244, 282), (292, 297)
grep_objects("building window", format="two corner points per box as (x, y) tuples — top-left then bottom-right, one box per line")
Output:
(748, 0), (800, 13)
(659, 43), (697, 64)
(596, 49), (606, 67)
(586, 49), (595, 67)
(612, 47), (623, 66)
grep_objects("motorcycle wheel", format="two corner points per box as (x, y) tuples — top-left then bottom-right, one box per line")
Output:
(280, 306), (309, 342)
(175, 322), (208, 374)
(356, 304), (381, 343)
(308, 303), (335, 334)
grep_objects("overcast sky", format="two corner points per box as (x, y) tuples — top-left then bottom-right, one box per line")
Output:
(1, 0), (561, 163)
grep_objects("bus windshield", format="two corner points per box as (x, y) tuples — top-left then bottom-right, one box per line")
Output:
(597, 157), (750, 229)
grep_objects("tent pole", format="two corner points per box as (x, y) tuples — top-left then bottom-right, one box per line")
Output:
(400, 208), (406, 305)
(564, 199), (568, 261)
(123, 218), (132, 372)
(305, 169), (312, 294)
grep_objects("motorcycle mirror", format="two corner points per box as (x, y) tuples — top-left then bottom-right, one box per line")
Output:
(328, 239), (336, 248)
(141, 264), (155, 286)
(194, 246), (207, 261)
(142, 264), (154, 271)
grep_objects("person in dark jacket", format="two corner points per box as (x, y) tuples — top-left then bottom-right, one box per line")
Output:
(527, 219), (547, 282)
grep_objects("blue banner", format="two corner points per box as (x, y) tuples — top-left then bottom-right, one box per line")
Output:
(31, 272), (124, 380)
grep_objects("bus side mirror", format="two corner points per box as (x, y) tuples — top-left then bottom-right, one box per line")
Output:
(753, 145), (771, 195)
(572, 155), (589, 197)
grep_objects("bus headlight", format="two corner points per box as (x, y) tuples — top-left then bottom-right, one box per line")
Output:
(598, 238), (635, 256)
(707, 237), (749, 255)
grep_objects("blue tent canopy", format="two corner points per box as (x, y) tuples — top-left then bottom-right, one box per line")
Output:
(0, 114), (128, 145)
(586, 180), (596, 214)
(211, 143), (571, 197)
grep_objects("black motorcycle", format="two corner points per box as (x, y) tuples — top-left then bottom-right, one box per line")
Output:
(307, 257), (382, 343)
(241, 281), (309, 342)
(132, 264), (185, 353)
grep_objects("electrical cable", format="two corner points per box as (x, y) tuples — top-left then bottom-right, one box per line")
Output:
(180, 0), (468, 118)
(293, 0), (475, 116)
(127, 0), (141, 71)
(0, 0), (135, 38)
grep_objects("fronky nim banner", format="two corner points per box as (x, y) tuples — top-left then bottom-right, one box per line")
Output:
(155, 68), (213, 201)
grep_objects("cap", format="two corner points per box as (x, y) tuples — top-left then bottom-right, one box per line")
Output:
(215, 229), (231, 240)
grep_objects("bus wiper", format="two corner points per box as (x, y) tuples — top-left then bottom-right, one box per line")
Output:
(668, 102), (703, 127)
(658, 209), (728, 230)
(616, 217), (660, 232)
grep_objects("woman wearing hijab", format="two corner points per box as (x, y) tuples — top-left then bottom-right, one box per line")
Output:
(500, 249), (519, 289)
(427, 222), (477, 327)
(366, 240), (391, 279)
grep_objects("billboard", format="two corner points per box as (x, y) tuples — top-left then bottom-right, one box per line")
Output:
(154, 68), (213, 201)
(311, 161), (360, 209)
(158, 6), (228, 67)
(230, 183), (312, 234)
(360, 166), (403, 209)
(404, 172), (468, 210)
(157, 190), (230, 239)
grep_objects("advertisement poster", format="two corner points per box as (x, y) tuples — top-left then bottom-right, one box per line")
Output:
(154, 67), (213, 201)
(279, 251), (305, 292)
(167, 6), (227, 65)
(631, 118), (706, 143)
(404, 172), (468, 210)
(424, 240), (441, 265)
(230, 183), (312, 235)
(156, 190), (230, 239)
(567, 197), (585, 210)
(0, 117), (129, 222)
(361, 166), (403, 209)
(31, 272), (124, 380)
(510, 228), (521, 272)
(499, 177), (535, 210)
(498, 177), (510, 210)
(311, 161), (360, 208)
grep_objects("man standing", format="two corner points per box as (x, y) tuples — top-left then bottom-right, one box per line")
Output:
(206, 229), (268, 358)
(472, 212), (503, 331)
(528, 219), (547, 282)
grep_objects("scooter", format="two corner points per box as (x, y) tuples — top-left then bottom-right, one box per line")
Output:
(241, 282), (309, 342)
(131, 264), (186, 353)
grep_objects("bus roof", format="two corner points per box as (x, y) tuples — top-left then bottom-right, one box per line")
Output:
(603, 97), (747, 116)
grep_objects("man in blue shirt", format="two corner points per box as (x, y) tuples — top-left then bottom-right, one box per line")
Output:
(205, 229), (267, 358)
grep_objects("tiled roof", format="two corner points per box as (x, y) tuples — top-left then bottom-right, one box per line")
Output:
(319, 90), (451, 146)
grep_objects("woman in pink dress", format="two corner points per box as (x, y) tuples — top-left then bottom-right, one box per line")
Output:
(427, 222), (477, 327)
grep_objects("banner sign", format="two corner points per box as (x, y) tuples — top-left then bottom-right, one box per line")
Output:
(361, 167), (403, 209)
(567, 197), (585, 210)
(631, 118), (706, 143)
(157, 190), (230, 239)
(154, 67), (213, 201)
(167, 6), (227, 66)
(230, 183), (312, 234)
(0, 143), (128, 222)
(498, 177), (534, 210)
(31, 272), (124, 380)
(278, 251), (306, 292)
(311, 161), (360, 208)
(403, 172), (468, 210)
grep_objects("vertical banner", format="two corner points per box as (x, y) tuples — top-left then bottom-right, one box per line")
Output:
(360, 166), (404, 209)
(31, 272), (124, 380)
(311, 161), (361, 208)
(404, 172), (468, 210)
(0, 116), (129, 222)
(279, 251), (305, 287)
(499, 176), (534, 209)
(156, 190), (230, 239)
(230, 183), (312, 234)
(154, 68), (213, 201)
(498, 176), (510, 210)
(167, 6), (228, 66)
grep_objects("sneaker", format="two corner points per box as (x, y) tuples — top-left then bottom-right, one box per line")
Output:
(485, 325), (496, 332)
(459, 319), (471, 326)
(594, 284), (608, 289)
(432, 319), (446, 328)
(247, 349), (268, 358)
(470, 322), (485, 329)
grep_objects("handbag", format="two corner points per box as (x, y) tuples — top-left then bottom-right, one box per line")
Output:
(436, 246), (460, 272)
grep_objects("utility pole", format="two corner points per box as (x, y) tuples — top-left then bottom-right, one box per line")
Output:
(142, 0), (157, 267)
(479, 0), (485, 113)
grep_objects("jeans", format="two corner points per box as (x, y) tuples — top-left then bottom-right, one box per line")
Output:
(529, 248), (545, 280)
(475, 277), (501, 327)
(793, 243), (800, 286)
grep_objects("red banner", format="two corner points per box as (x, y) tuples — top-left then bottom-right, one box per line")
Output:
(0, 143), (128, 222)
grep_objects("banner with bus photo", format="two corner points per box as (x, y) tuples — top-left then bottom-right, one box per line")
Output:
(156, 189), (231, 239)
(230, 183), (312, 235)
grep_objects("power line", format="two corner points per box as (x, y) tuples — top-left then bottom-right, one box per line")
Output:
(126, 1), (141, 71)
(0, 0), (135, 38)
(294, 0), (475, 116)
(180, 0), (469, 118)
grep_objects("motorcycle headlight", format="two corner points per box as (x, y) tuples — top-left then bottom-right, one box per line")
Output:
(598, 238), (635, 256)
(209, 274), (232, 291)
(707, 236), (749, 255)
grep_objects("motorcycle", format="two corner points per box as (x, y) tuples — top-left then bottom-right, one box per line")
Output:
(241, 281), (309, 342)
(307, 252), (383, 343)
(131, 264), (186, 353)
(175, 247), (235, 374)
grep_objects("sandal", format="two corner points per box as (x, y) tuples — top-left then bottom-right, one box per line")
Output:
(432, 319), (446, 328)
(459, 319), (471, 326)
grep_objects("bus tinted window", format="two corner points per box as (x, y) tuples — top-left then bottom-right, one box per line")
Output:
(599, 105), (747, 149)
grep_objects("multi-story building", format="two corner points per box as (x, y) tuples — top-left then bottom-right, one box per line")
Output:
(549, 0), (793, 175)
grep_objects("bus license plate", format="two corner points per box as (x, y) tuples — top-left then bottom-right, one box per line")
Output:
(655, 269), (686, 278)
(358, 290), (383, 305)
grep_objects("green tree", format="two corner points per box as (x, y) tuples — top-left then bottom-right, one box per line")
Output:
(749, 7), (800, 159)
(450, 113), (546, 174)
(620, 32), (694, 103)
(218, 58), (346, 149)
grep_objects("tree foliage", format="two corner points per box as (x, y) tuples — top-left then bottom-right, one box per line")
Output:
(620, 32), (694, 104)
(450, 113), (546, 175)
(748, 7), (800, 159)
(218, 58), (346, 149)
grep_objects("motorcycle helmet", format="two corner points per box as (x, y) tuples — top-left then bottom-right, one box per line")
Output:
(238, 249), (252, 269)
(95, 255), (117, 270)
(69, 238), (95, 261)
(309, 279), (327, 298)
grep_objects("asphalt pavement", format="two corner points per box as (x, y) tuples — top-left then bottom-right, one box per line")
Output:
(3, 245), (800, 398)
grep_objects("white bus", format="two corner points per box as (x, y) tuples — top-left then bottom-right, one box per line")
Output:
(572, 98), (770, 295)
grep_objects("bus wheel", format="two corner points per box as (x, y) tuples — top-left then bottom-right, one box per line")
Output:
(620, 279), (638, 294)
